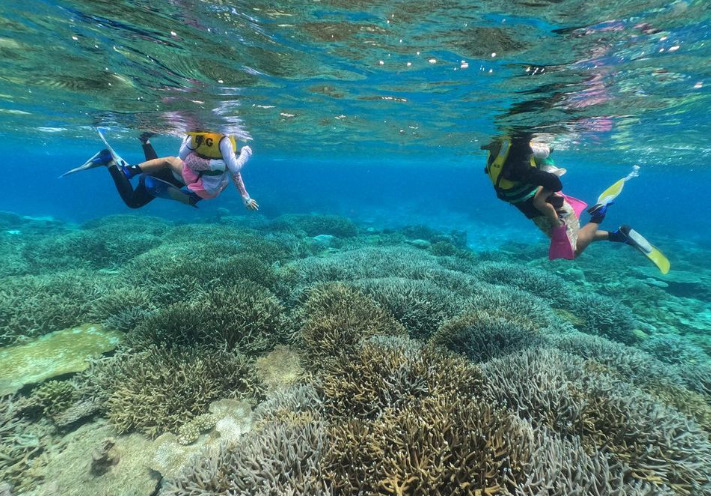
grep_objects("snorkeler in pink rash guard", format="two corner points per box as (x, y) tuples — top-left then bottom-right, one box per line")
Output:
(120, 132), (258, 209)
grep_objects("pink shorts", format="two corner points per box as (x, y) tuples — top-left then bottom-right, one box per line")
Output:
(181, 154), (218, 200)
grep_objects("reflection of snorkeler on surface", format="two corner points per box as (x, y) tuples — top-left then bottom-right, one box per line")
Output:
(63, 131), (258, 210)
(482, 133), (669, 273)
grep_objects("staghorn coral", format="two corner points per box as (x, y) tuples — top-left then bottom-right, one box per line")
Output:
(124, 246), (279, 295)
(89, 347), (262, 437)
(482, 348), (711, 493)
(323, 393), (535, 495)
(129, 280), (287, 354)
(474, 261), (571, 305)
(28, 380), (77, 418)
(351, 277), (465, 340)
(270, 213), (358, 238)
(513, 426), (675, 496)
(299, 283), (406, 365)
(459, 282), (570, 335)
(161, 419), (331, 496)
(0, 395), (54, 493)
(162, 224), (295, 263)
(641, 333), (710, 366)
(431, 309), (543, 363)
(550, 332), (711, 433)
(319, 336), (483, 420)
(562, 292), (639, 344)
(281, 246), (481, 297)
(0, 270), (124, 346)
(682, 362), (711, 399)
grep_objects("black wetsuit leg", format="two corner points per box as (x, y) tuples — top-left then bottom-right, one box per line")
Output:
(142, 142), (159, 161)
(108, 166), (155, 209)
(108, 142), (185, 209)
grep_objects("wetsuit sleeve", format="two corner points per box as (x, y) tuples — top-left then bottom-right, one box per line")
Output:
(178, 136), (193, 160)
(231, 172), (250, 200)
(220, 138), (251, 175)
(220, 139), (253, 199)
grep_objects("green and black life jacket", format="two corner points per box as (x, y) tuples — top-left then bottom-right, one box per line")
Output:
(484, 138), (538, 204)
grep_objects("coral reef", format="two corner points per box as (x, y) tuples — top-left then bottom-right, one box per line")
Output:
(2, 213), (710, 495)
(482, 348), (711, 493)
(319, 336), (483, 420)
(89, 347), (262, 437)
(431, 309), (543, 363)
(299, 283), (406, 365)
(351, 277), (465, 339)
(129, 281), (287, 354)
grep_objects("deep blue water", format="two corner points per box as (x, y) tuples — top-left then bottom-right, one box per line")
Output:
(3, 135), (709, 253)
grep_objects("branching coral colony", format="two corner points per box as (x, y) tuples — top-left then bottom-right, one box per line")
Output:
(1, 215), (710, 495)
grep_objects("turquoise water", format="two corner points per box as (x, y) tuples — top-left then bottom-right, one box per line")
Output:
(2, 1), (711, 495)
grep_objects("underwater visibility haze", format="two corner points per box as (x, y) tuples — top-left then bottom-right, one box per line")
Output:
(1, 0), (711, 494)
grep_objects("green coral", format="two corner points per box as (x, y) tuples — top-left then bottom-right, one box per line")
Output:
(431, 309), (543, 363)
(129, 280), (287, 354)
(351, 277), (465, 339)
(90, 347), (262, 437)
(176, 413), (216, 445)
(29, 380), (77, 418)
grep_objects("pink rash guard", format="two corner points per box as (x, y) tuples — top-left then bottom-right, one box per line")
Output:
(178, 135), (253, 202)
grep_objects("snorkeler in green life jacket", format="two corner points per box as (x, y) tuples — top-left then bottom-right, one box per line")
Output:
(483, 134), (669, 273)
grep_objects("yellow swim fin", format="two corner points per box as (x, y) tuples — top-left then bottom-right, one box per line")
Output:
(646, 247), (670, 275)
(596, 165), (640, 206)
(620, 226), (670, 274)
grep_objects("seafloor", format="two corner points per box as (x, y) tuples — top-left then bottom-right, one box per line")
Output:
(1, 211), (710, 495)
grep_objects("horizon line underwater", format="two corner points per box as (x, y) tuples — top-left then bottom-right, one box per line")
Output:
(1, 0), (711, 494)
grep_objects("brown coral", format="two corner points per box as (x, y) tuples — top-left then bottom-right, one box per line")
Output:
(323, 393), (534, 495)
(300, 283), (406, 365)
(482, 348), (711, 493)
(319, 336), (483, 420)
(94, 347), (262, 437)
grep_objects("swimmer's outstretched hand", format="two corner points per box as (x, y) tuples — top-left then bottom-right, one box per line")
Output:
(244, 198), (259, 210)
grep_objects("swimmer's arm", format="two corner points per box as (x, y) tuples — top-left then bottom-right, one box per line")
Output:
(532, 187), (562, 227)
(178, 136), (192, 160)
(221, 139), (251, 175)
